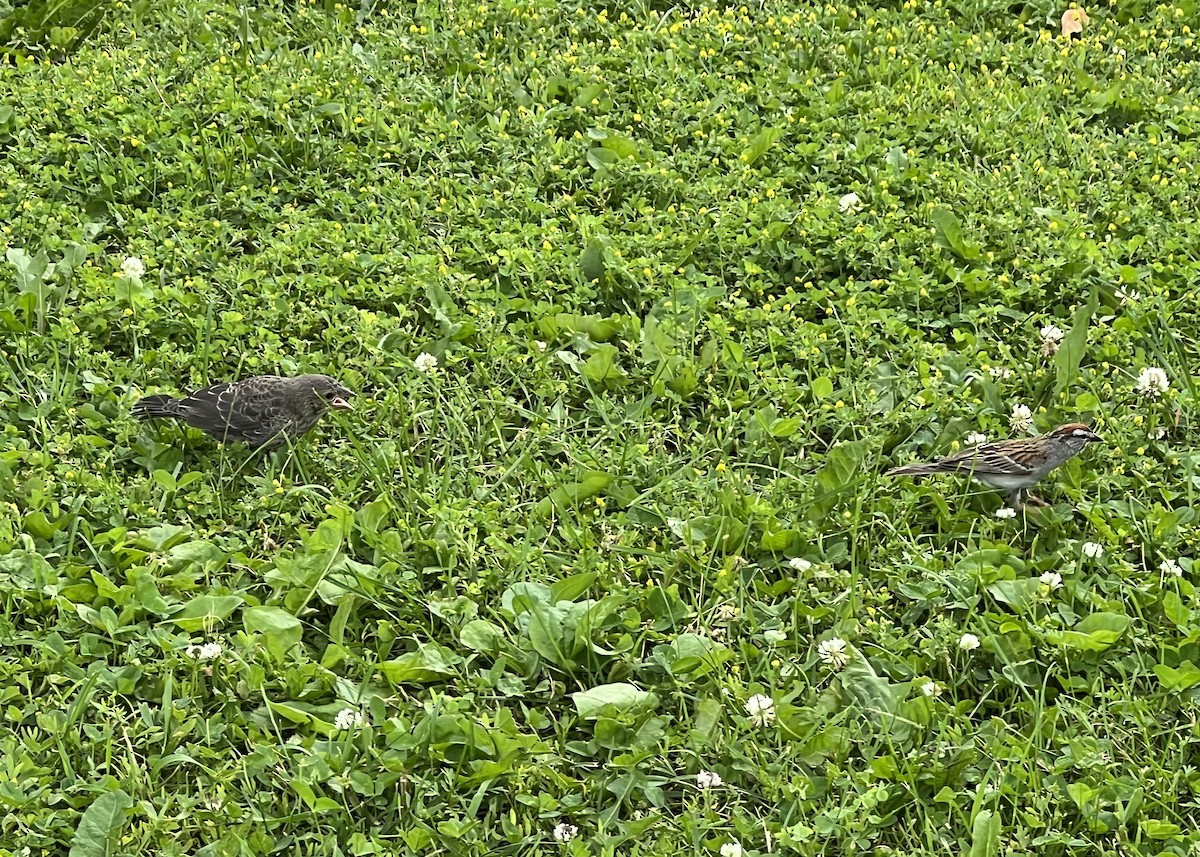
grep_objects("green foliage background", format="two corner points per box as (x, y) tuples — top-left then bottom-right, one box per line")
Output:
(2, 0), (1199, 854)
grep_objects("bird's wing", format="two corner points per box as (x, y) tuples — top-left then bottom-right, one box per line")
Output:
(173, 381), (283, 443)
(937, 445), (1035, 476)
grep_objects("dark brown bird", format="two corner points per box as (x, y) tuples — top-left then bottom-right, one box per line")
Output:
(132, 374), (354, 448)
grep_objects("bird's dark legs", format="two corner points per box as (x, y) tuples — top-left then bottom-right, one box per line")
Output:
(1011, 488), (1049, 508)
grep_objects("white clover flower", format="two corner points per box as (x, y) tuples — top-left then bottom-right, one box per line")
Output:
(817, 637), (850, 669)
(333, 707), (365, 731)
(1153, 427), (1167, 440)
(1136, 367), (1169, 397)
(744, 694), (776, 727)
(958, 633), (981, 651)
(1115, 286), (1141, 303)
(552, 822), (578, 843)
(1039, 571), (1063, 590)
(1040, 324), (1065, 356)
(534, 340), (548, 352)
(965, 432), (987, 446)
(1009, 404), (1033, 433)
(995, 507), (1017, 519)
(921, 680), (942, 698)
(1040, 324), (1065, 344)
(414, 352), (439, 373)
(763, 629), (788, 645)
(1161, 558), (1183, 577)
(839, 192), (862, 213)
(120, 256), (145, 279)
(696, 770), (723, 789)
(185, 641), (223, 660)
(788, 557), (813, 572)
(1081, 542), (1104, 559)
(720, 842), (743, 857)
(989, 365), (1014, 380)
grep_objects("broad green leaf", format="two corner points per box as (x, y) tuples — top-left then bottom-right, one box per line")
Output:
(582, 344), (624, 385)
(380, 642), (462, 684)
(534, 472), (612, 518)
(580, 238), (607, 284)
(136, 524), (190, 551)
(572, 682), (656, 719)
(525, 600), (587, 668)
(1054, 291), (1099, 396)
(1041, 612), (1131, 651)
(587, 146), (619, 173)
(1141, 820), (1182, 839)
(243, 606), (303, 661)
(967, 809), (1001, 857)
(840, 645), (901, 720)
(169, 595), (244, 631)
(551, 572), (597, 604)
(742, 126), (783, 166)
(811, 376), (834, 399)
(1154, 660), (1200, 691)
(986, 578), (1042, 612)
(654, 633), (730, 679)
(460, 619), (505, 654)
(600, 132), (640, 159)
(69, 789), (133, 857)
(930, 206), (980, 261)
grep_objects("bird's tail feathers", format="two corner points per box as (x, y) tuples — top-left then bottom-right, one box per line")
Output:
(885, 463), (944, 478)
(131, 395), (179, 420)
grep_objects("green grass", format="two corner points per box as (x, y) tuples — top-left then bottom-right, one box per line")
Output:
(2, 0), (1199, 853)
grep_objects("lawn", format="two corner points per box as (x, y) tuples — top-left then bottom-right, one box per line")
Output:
(2, 0), (1199, 854)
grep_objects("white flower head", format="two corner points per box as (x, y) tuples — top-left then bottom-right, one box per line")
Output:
(696, 770), (723, 789)
(1081, 542), (1104, 559)
(817, 637), (850, 670)
(333, 707), (365, 731)
(958, 633), (981, 651)
(839, 191), (862, 213)
(1136, 367), (1169, 397)
(552, 822), (578, 843)
(120, 256), (145, 279)
(1161, 558), (1183, 577)
(788, 557), (813, 572)
(965, 432), (987, 446)
(1039, 571), (1063, 590)
(1009, 403), (1033, 433)
(1115, 286), (1141, 304)
(995, 507), (1017, 519)
(720, 842), (743, 857)
(185, 641), (223, 660)
(921, 680), (942, 698)
(1040, 324), (1065, 344)
(744, 694), (776, 727)
(1040, 325), (1065, 356)
(989, 365), (1014, 380)
(414, 352), (439, 373)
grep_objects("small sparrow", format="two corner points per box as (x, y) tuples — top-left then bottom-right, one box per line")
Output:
(132, 374), (353, 448)
(886, 423), (1102, 507)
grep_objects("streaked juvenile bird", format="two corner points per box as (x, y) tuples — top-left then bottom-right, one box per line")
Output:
(886, 423), (1102, 507)
(132, 374), (353, 448)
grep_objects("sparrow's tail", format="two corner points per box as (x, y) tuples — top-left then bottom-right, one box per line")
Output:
(131, 395), (180, 421)
(885, 463), (945, 478)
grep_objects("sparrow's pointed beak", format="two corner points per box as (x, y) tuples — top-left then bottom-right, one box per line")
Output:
(330, 397), (353, 410)
(1087, 431), (1102, 443)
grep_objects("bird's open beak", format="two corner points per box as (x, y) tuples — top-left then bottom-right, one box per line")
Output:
(330, 397), (353, 410)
